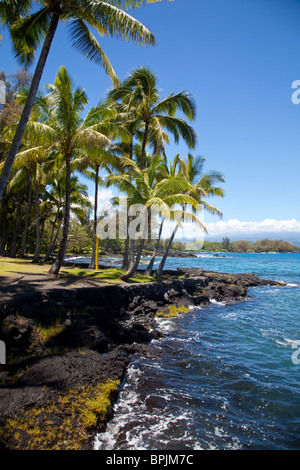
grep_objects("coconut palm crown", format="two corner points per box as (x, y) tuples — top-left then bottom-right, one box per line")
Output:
(108, 66), (198, 169)
(0, 0), (171, 199)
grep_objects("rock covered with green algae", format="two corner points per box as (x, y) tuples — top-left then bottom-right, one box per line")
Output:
(0, 349), (129, 450)
(156, 304), (190, 318)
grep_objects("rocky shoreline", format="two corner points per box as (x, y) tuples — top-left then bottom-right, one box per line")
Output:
(0, 268), (285, 450)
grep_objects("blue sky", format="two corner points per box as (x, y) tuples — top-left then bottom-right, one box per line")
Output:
(1, 0), (300, 239)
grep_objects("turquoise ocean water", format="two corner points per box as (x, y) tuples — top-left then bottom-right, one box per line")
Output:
(93, 253), (300, 450)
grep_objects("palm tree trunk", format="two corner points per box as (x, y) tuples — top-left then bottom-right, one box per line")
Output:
(120, 205), (148, 281)
(0, 12), (60, 200)
(48, 216), (62, 259)
(49, 153), (71, 275)
(89, 164), (99, 269)
(155, 223), (179, 278)
(0, 195), (8, 256)
(33, 184), (41, 262)
(122, 137), (133, 270)
(140, 121), (149, 170)
(9, 198), (22, 258)
(119, 238), (145, 281)
(43, 208), (60, 262)
(122, 223), (130, 270)
(20, 180), (32, 258)
(145, 217), (164, 276)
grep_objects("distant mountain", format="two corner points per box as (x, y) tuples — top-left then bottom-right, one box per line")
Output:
(176, 232), (300, 247)
(206, 232), (300, 246)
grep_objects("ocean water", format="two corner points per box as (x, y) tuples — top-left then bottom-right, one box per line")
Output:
(94, 253), (300, 451)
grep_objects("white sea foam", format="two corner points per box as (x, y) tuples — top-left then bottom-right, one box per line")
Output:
(94, 362), (143, 450)
(156, 317), (177, 332)
(210, 299), (227, 306)
(94, 357), (203, 451)
(274, 337), (299, 348)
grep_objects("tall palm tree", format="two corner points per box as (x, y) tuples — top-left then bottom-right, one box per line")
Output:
(43, 174), (92, 262)
(76, 99), (124, 269)
(1, 99), (56, 260)
(37, 67), (111, 274)
(0, 0), (171, 199)
(155, 154), (225, 277)
(108, 66), (198, 170)
(106, 96), (148, 270)
(108, 67), (197, 270)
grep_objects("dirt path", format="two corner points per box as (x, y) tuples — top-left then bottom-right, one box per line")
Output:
(0, 272), (119, 304)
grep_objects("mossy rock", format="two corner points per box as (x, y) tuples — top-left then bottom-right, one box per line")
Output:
(156, 304), (190, 318)
(1, 378), (120, 450)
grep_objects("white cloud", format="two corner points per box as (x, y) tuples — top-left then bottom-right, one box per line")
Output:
(89, 189), (114, 214)
(98, 188), (114, 203)
(161, 218), (300, 241)
(204, 218), (300, 235)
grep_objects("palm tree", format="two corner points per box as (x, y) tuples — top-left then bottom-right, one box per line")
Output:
(76, 100), (124, 269)
(0, 0), (171, 199)
(108, 66), (198, 170)
(1, 99), (56, 260)
(107, 155), (202, 281)
(144, 154), (180, 275)
(43, 174), (92, 262)
(155, 154), (225, 277)
(38, 67), (111, 274)
(108, 67), (197, 270)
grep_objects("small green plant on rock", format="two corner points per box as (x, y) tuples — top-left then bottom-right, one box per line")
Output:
(156, 304), (190, 318)
(1, 378), (120, 450)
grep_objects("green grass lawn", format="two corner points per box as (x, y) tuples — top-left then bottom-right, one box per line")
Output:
(0, 257), (156, 284)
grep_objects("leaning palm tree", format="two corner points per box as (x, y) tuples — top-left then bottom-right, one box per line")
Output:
(107, 155), (203, 281)
(108, 66), (198, 170)
(144, 154), (181, 275)
(0, 0), (172, 199)
(155, 154), (225, 277)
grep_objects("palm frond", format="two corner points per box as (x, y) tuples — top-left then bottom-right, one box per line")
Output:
(152, 91), (197, 121)
(106, 174), (143, 202)
(77, 1), (157, 46)
(155, 115), (198, 149)
(13, 146), (46, 167)
(200, 200), (223, 218)
(22, 120), (57, 145)
(9, 7), (50, 67)
(0, 0), (33, 24)
(68, 19), (120, 87)
(73, 128), (111, 152)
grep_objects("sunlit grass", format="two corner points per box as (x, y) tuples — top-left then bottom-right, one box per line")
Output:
(0, 258), (49, 276)
(0, 257), (157, 284)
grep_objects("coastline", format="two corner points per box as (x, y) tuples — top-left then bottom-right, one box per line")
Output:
(0, 268), (286, 450)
